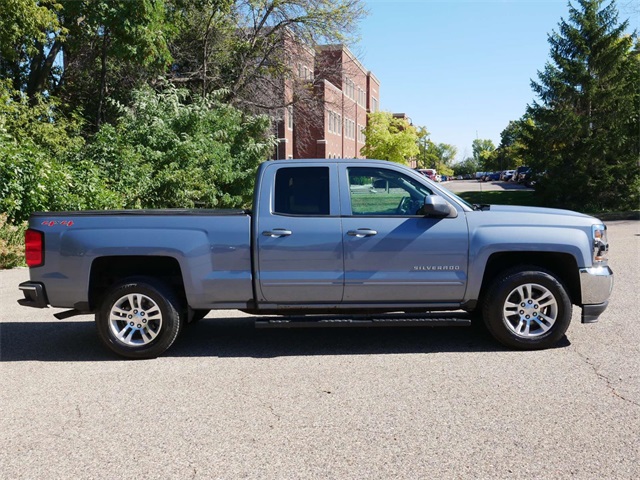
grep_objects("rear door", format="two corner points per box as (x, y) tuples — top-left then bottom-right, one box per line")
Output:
(255, 162), (344, 304)
(340, 164), (469, 303)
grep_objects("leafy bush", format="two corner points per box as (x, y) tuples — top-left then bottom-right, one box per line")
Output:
(0, 214), (26, 269)
(0, 82), (122, 222)
(1, 82), (276, 225)
(96, 85), (277, 209)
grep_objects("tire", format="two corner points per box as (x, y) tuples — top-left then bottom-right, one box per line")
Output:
(189, 309), (210, 323)
(482, 267), (572, 350)
(96, 277), (184, 359)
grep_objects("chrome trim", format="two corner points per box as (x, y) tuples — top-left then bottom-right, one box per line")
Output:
(19, 285), (38, 291)
(580, 266), (614, 305)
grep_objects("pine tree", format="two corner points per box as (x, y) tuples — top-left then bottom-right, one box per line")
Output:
(526, 0), (639, 212)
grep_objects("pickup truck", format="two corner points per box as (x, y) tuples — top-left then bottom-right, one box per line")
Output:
(18, 159), (613, 359)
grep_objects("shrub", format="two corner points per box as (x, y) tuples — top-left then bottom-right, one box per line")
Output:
(0, 214), (26, 269)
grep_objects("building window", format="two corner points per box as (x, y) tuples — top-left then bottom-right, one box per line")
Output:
(344, 77), (356, 100)
(337, 114), (342, 135)
(287, 106), (293, 130)
(358, 124), (366, 144)
(358, 88), (366, 107)
(371, 97), (378, 112)
(344, 118), (355, 139)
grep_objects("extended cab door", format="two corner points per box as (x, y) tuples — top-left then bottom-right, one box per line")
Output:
(340, 164), (469, 303)
(255, 162), (344, 304)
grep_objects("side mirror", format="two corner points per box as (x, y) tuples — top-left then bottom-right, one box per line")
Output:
(421, 195), (456, 218)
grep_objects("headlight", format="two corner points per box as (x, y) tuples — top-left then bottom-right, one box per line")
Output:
(592, 224), (608, 264)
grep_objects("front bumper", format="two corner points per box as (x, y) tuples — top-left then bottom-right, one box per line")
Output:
(579, 266), (613, 323)
(18, 281), (49, 308)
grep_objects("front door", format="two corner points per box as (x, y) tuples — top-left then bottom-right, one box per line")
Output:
(340, 165), (469, 303)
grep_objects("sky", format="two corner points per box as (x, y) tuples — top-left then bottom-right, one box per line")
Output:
(356, 0), (639, 161)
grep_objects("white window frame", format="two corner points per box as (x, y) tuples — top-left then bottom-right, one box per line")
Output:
(287, 105), (293, 130)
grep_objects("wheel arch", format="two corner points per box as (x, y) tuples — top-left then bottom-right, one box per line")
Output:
(478, 252), (581, 306)
(89, 256), (186, 311)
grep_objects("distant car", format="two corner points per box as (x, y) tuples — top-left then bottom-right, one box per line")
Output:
(475, 172), (486, 181)
(435, 174), (442, 182)
(519, 168), (538, 187)
(416, 168), (437, 181)
(512, 166), (530, 182)
(485, 172), (500, 181)
(501, 170), (515, 181)
(517, 167), (532, 184)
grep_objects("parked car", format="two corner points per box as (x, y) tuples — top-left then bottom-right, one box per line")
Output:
(512, 166), (530, 182)
(416, 168), (437, 181)
(519, 168), (539, 187)
(475, 172), (486, 181)
(517, 167), (532, 184)
(484, 172), (501, 182)
(501, 170), (515, 181)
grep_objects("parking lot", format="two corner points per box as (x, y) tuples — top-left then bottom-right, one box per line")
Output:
(1, 220), (638, 479)
(443, 178), (534, 194)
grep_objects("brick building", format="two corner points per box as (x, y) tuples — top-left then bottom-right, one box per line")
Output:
(274, 43), (380, 160)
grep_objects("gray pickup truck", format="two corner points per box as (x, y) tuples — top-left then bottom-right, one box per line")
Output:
(19, 159), (613, 358)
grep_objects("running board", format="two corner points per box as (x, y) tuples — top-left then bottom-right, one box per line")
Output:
(255, 312), (472, 329)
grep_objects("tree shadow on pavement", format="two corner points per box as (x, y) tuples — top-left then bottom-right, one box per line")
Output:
(0, 317), (570, 362)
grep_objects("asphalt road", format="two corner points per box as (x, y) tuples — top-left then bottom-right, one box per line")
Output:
(1, 221), (638, 479)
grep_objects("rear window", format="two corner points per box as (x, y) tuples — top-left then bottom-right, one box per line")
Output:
(274, 167), (330, 215)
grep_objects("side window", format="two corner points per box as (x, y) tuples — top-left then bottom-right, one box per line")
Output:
(348, 167), (433, 216)
(274, 167), (330, 215)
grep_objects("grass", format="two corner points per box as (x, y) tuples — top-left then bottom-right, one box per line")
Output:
(351, 194), (406, 214)
(457, 190), (541, 207)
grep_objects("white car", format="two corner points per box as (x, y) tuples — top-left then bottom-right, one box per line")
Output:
(501, 170), (515, 181)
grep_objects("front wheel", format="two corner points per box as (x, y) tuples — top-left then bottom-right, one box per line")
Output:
(96, 277), (184, 359)
(482, 267), (572, 350)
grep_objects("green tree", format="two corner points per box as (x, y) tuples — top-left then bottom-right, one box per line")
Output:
(0, 0), (175, 125)
(471, 138), (496, 170)
(493, 117), (533, 171)
(453, 157), (479, 176)
(526, 0), (640, 212)
(87, 85), (277, 209)
(0, 80), (121, 222)
(169, 0), (367, 113)
(60, 0), (175, 128)
(414, 126), (457, 174)
(361, 111), (419, 164)
(429, 143), (457, 176)
(0, 0), (65, 100)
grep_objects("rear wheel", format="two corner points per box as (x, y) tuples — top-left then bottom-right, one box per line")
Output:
(483, 267), (572, 350)
(96, 277), (184, 359)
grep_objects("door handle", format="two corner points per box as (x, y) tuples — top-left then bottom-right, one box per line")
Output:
(347, 228), (378, 237)
(262, 228), (292, 237)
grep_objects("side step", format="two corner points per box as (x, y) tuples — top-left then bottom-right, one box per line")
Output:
(255, 312), (472, 329)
